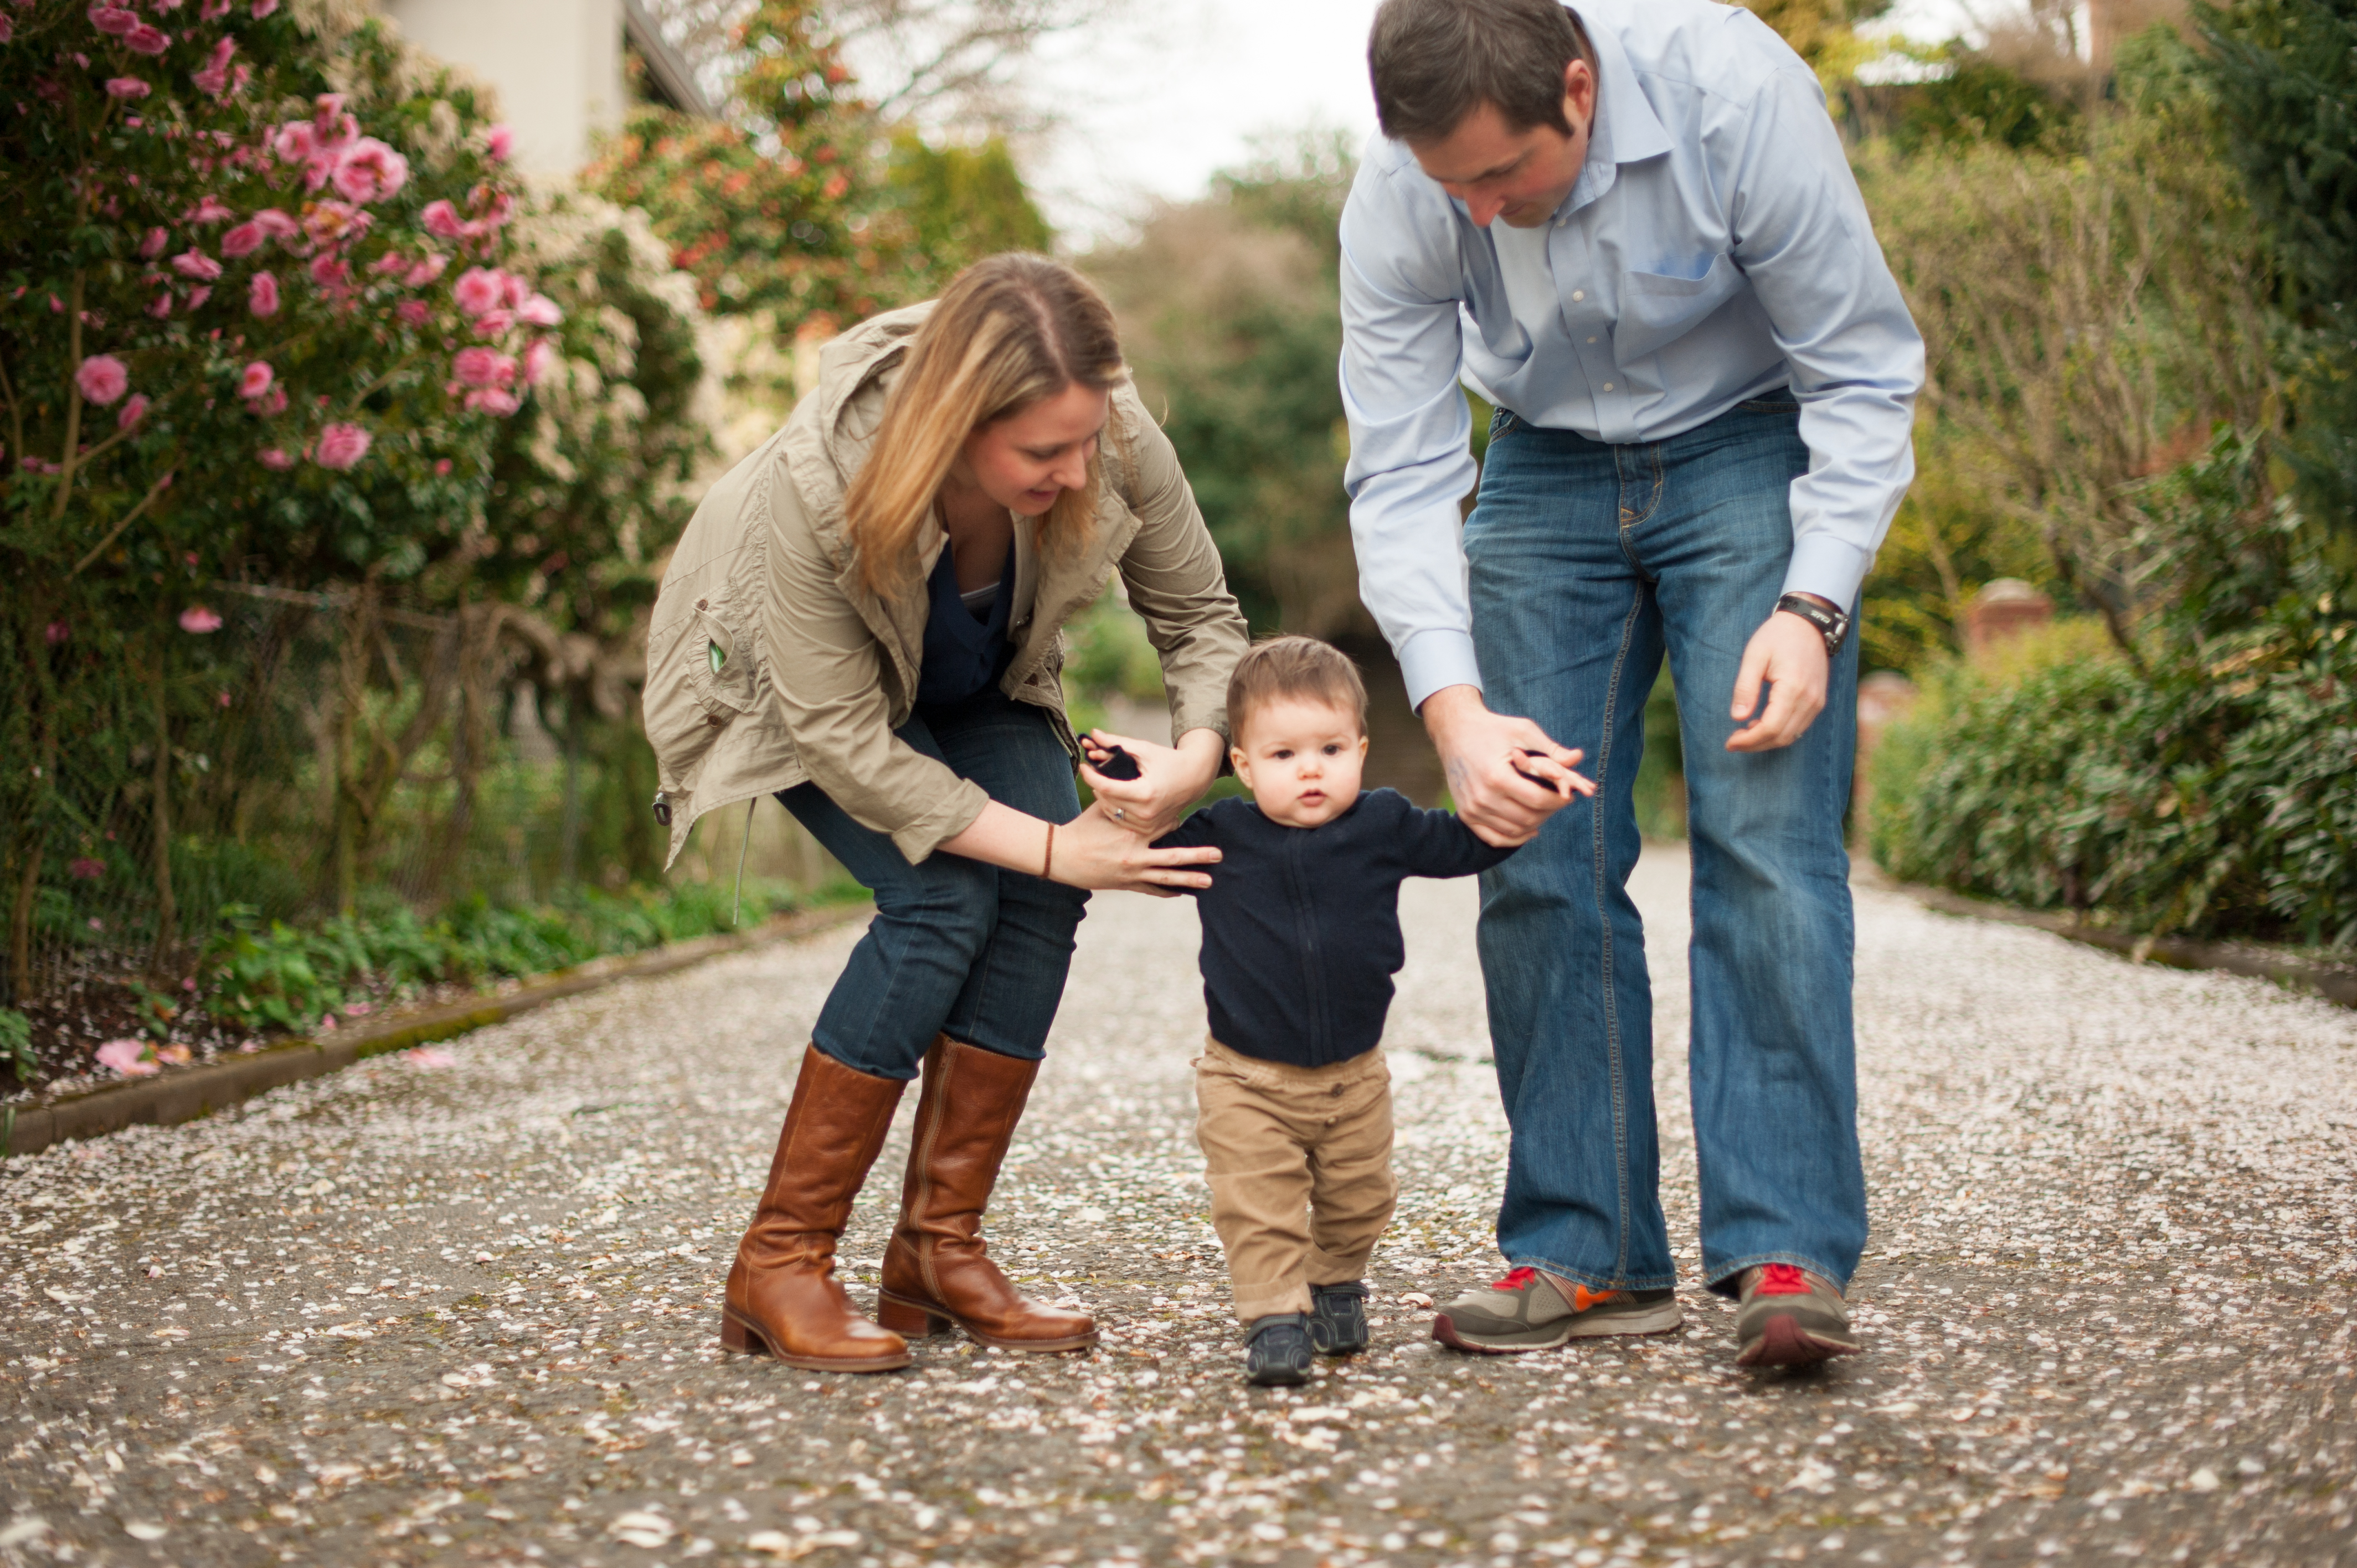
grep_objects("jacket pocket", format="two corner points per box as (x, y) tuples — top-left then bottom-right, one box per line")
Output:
(1616, 253), (1746, 364)
(642, 541), (765, 788)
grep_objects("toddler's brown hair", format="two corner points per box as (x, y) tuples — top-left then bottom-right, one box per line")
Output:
(1226, 636), (1368, 743)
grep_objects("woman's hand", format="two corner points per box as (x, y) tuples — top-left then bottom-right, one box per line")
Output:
(1051, 801), (1219, 895)
(1078, 726), (1225, 839)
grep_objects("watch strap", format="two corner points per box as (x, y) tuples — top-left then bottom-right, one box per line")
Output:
(1774, 592), (1849, 654)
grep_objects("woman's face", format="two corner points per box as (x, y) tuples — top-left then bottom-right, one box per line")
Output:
(956, 381), (1109, 517)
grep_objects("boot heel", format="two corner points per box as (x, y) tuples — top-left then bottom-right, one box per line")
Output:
(876, 1295), (951, 1337)
(719, 1313), (768, 1356)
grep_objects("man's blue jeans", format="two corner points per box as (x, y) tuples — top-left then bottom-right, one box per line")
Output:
(779, 687), (1089, 1081)
(1464, 397), (1867, 1296)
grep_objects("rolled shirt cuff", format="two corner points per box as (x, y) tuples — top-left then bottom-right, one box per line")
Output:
(888, 776), (992, 865)
(1396, 627), (1486, 713)
(1779, 533), (1874, 613)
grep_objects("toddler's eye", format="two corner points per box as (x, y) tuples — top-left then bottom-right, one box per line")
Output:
(1322, 743), (1344, 756)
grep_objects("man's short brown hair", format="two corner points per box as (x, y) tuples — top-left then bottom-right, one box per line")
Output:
(1226, 636), (1368, 742)
(1368, 0), (1593, 145)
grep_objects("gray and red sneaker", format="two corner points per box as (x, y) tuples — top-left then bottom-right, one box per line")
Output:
(1733, 1264), (1859, 1367)
(1432, 1265), (1682, 1353)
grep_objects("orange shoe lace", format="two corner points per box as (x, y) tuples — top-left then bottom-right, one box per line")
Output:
(1756, 1263), (1810, 1297)
(1491, 1265), (1539, 1292)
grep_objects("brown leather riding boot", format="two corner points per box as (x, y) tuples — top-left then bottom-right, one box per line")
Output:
(719, 1045), (912, 1373)
(876, 1035), (1097, 1352)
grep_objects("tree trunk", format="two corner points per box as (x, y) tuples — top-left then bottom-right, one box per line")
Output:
(149, 670), (179, 975)
(7, 844), (39, 1008)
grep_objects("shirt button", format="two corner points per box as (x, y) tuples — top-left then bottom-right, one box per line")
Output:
(1572, 290), (1585, 302)
(1603, 381), (1615, 391)
(1588, 336), (1598, 344)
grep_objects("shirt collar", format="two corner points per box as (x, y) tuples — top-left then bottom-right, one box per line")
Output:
(1560, 8), (1673, 215)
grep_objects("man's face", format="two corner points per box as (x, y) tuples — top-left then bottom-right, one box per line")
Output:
(1406, 61), (1597, 229)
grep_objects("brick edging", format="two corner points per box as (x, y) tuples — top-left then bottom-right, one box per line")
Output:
(0, 902), (872, 1160)
(1874, 876), (2356, 1009)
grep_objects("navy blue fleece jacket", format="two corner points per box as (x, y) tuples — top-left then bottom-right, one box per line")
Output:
(1153, 788), (1513, 1068)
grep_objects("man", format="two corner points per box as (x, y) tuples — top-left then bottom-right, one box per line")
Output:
(1340, 0), (1922, 1366)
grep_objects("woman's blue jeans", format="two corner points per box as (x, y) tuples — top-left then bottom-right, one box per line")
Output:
(1465, 398), (1867, 1296)
(778, 688), (1089, 1081)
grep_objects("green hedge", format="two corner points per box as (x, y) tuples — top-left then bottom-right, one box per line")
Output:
(1870, 440), (2357, 948)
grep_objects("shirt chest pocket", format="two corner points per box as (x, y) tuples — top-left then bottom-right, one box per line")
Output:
(1615, 252), (1746, 364)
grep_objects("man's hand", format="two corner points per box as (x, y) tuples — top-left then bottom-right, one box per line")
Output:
(1421, 685), (1594, 848)
(1725, 604), (1831, 752)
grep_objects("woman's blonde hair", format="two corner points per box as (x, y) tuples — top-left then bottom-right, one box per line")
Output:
(842, 253), (1126, 594)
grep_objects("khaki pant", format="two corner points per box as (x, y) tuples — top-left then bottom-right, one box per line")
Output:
(1193, 1037), (1397, 1323)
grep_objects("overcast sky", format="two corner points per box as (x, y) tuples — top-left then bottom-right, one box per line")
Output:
(964, 0), (1998, 244)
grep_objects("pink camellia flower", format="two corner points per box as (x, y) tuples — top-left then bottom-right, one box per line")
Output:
(251, 384), (286, 416)
(466, 386), (523, 416)
(302, 199), (368, 249)
(308, 254), (350, 291)
(433, 458), (452, 476)
(420, 199), (465, 240)
(270, 120), (315, 162)
(192, 35), (234, 96)
(97, 1039), (159, 1076)
(522, 337), (556, 386)
(69, 857), (105, 880)
(403, 253), (447, 287)
(452, 346), (512, 388)
(117, 393), (149, 428)
(220, 220), (264, 256)
(0, 16), (13, 44)
(343, 1000), (373, 1018)
(184, 286), (210, 311)
(471, 308), (512, 338)
(184, 194), (233, 224)
(330, 137), (408, 203)
(90, 6), (138, 35)
(146, 293), (173, 319)
(238, 360), (272, 399)
(500, 271), (529, 308)
(484, 123), (514, 162)
(170, 249), (222, 281)
(367, 252), (408, 277)
(517, 292), (563, 327)
(257, 447), (293, 470)
(124, 23), (169, 53)
(251, 0), (276, 14)
(138, 226), (168, 259)
(75, 354), (130, 405)
(452, 266), (504, 316)
(251, 207), (298, 239)
(394, 299), (430, 327)
(315, 422), (370, 469)
(105, 76), (151, 99)
(178, 605), (222, 633)
(248, 271), (279, 316)
(45, 622), (70, 646)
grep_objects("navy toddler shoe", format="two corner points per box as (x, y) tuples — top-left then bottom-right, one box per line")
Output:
(1244, 1313), (1313, 1386)
(1309, 1281), (1369, 1355)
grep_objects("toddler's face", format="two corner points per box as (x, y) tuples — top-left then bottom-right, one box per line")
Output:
(1231, 697), (1369, 829)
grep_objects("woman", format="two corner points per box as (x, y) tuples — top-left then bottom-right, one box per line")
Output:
(647, 255), (1248, 1373)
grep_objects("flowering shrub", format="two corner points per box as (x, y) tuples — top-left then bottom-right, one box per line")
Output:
(0, 1), (562, 986)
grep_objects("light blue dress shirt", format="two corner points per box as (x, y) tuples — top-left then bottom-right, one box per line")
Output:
(1338, 0), (1926, 708)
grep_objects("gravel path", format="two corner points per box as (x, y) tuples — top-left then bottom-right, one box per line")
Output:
(3, 847), (2353, 1568)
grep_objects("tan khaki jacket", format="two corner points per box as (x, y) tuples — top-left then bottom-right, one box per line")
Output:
(645, 302), (1250, 867)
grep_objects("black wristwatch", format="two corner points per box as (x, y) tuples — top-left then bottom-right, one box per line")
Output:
(1775, 592), (1850, 656)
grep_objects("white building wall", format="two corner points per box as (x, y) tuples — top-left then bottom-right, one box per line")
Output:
(384, 0), (624, 179)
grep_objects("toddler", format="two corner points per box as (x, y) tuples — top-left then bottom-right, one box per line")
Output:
(1149, 636), (1576, 1385)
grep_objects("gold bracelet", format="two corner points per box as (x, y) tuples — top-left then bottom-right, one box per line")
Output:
(1042, 821), (1056, 881)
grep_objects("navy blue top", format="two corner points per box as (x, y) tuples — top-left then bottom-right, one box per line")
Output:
(914, 544), (1016, 706)
(1154, 788), (1514, 1067)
